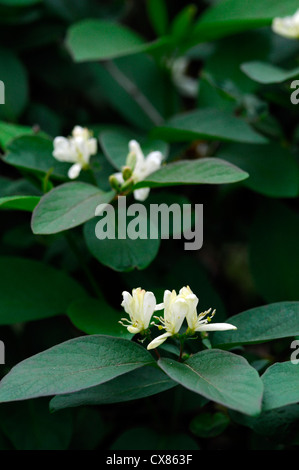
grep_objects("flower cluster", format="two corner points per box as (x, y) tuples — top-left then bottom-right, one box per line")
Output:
(119, 286), (237, 350)
(272, 9), (299, 39)
(53, 125), (97, 179)
(111, 140), (163, 201)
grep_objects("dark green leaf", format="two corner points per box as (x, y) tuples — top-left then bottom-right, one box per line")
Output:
(0, 195), (40, 211)
(0, 256), (87, 324)
(152, 108), (267, 144)
(31, 182), (115, 234)
(262, 362), (299, 411)
(50, 366), (176, 411)
(159, 349), (263, 416)
(241, 61), (299, 84)
(0, 335), (154, 403)
(213, 302), (299, 348)
(67, 297), (132, 339)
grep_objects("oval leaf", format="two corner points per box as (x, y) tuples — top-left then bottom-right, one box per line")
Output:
(50, 366), (176, 411)
(31, 182), (115, 234)
(212, 302), (299, 348)
(262, 362), (299, 411)
(0, 195), (40, 211)
(159, 349), (263, 416)
(0, 335), (154, 403)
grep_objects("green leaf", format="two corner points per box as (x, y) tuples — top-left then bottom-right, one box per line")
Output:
(0, 335), (154, 403)
(84, 212), (161, 272)
(250, 202), (299, 302)
(152, 108), (267, 144)
(159, 349), (263, 416)
(0, 121), (35, 150)
(0, 0), (41, 5)
(0, 47), (28, 120)
(212, 302), (299, 348)
(0, 256), (87, 324)
(31, 182), (115, 234)
(0, 400), (72, 450)
(66, 19), (156, 62)
(262, 362), (299, 411)
(146, 0), (169, 36)
(134, 158), (249, 189)
(50, 366), (176, 411)
(67, 297), (132, 339)
(190, 412), (230, 438)
(100, 129), (168, 171)
(193, 0), (299, 41)
(0, 195), (40, 211)
(241, 61), (299, 84)
(217, 143), (299, 198)
(4, 135), (70, 179)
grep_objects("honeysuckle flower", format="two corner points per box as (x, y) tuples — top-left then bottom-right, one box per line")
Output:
(53, 125), (97, 179)
(171, 57), (199, 98)
(272, 9), (299, 39)
(119, 288), (163, 334)
(147, 287), (196, 350)
(112, 140), (163, 201)
(186, 306), (237, 334)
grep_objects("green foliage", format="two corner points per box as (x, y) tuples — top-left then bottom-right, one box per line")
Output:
(0, 0), (298, 451)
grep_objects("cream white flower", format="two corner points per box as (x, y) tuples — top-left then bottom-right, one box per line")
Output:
(113, 140), (163, 201)
(272, 9), (299, 39)
(172, 57), (199, 98)
(147, 287), (196, 350)
(186, 304), (237, 334)
(119, 287), (162, 334)
(53, 125), (97, 179)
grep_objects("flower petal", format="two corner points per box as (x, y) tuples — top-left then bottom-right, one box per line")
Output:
(147, 332), (172, 350)
(195, 323), (237, 332)
(68, 162), (82, 179)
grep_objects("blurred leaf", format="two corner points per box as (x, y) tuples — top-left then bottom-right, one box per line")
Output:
(31, 183), (115, 234)
(4, 135), (70, 179)
(152, 108), (267, 144)
(250, 202), (299, 302)
(0, 399), (72, 450)
(66, 19), (161, 62)
(135, 158), (249, 189)
(84, 211), (161, 272)
(50, 366), (176, 411)
(217, 143), (299, 198)
(0, 0), (41, 4)
(146, 0), (168, 36)
(100, 129), (168, 170)
(0, 195), (40, 211)
(67, 297), (132, 339)
(241, 61), (299, 84)
(0, 47), (28, 120)
(193, 0), (299, 41)
(0, 121), (35, 150)
(0, 335), (154, 403)
(0, 256), (87, 324)
(159, 349), (263, 416)
(190, 412), (230, 438)
(170, 5), (197, 40)
(212, 302), (299, 348)
(262, 362), (299, 411)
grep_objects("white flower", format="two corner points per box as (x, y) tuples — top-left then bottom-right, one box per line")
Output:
(147, 287), (196, 350)
(186, 305), (237, 334)
(171, 57), (199, 98)
(53, 125), (97, 179)
(119, 287), (162, 334)
(272, 9), (299, 39)
(113, 140), (163, 201)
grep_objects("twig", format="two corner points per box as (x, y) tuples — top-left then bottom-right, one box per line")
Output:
(103, 60), (164, 126)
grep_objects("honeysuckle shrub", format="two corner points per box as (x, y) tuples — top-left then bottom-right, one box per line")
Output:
(0, 0), (299, 451)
